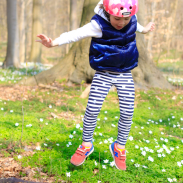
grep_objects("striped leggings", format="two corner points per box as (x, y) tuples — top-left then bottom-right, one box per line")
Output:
(82, 70), (135, 146)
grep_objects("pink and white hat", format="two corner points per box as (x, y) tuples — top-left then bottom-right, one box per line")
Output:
(103, 0), (138, 17)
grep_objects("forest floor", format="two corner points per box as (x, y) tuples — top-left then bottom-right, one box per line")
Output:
(0, 69), (183, 182)
(0, 55), (183, 182)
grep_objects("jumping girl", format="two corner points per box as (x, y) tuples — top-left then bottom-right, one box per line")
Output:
(36, 0), (155, 170)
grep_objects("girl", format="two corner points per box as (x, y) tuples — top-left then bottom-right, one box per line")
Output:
(36, 0), (155, 170)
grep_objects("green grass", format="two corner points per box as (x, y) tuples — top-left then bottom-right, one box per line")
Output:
(0, 82), (183, 182)
(157, 61), (183, 75)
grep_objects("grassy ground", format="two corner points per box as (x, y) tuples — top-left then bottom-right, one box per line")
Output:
(0, 79), (183, 182)
(0, 46), (183, 182)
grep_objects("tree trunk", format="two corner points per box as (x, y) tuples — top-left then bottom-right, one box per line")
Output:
(3, 0), (20, 68)
(24, 0), (172, 89)
(29, 0), (42, 63)
(19, 0), (26, 63)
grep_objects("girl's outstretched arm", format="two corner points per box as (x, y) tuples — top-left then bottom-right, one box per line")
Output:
(142, 22), (155, 34)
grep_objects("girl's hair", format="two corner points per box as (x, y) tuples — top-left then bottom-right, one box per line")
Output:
(99, 4), (110, 22)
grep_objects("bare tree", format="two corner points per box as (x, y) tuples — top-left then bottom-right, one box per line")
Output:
(3, 0), (20, 68)
(29, 0), (42, 63)
(19, 0), (26, 63)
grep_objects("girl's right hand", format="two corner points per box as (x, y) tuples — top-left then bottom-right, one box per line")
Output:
(36, 34), (53, 48)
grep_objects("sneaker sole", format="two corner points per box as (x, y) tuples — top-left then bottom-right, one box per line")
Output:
(109, 144), (126, 170)
(70, 147), (94, 166)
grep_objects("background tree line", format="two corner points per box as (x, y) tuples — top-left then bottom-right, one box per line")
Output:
(0, 0), (182, 88)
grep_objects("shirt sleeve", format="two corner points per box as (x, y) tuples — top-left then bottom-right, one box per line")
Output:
(53, 20), (102, 46)
(137, 22), (144, 33)
(135, 14), (144, 33)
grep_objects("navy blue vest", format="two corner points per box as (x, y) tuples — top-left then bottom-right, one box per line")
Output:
(89, 14), (139, 72)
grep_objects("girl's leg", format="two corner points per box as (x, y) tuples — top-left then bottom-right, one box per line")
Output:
(82, 71), (112, 144)
(114, 71), (135, 147)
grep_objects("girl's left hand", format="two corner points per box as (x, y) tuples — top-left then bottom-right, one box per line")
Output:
(142, 22), (155, 34)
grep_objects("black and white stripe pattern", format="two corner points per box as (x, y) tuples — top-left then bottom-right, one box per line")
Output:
(82, 70), (135, 145)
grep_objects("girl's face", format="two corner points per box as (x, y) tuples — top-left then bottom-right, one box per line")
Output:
(110, 15), (131, 30)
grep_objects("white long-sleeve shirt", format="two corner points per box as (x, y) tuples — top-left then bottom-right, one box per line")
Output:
(54, 0), (144, 46)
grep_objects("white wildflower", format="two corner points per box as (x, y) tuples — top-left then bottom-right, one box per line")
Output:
(141, 151), (146, 156)
(148, 156), (154, 162)
(134, 163), (140, 167)
(66, 172), (71, 177)
(102, 165), (107, 169)
(164, 139), (168, 143)
(149, 149), (154, 153)
(142, 165), (148, 168)
(167, 178), (173, 182)
(104, 140), (108, 144)
(111, 124), (116, 127)
(104, 159), (109, 163)
(129, 136), (133, 141)
(76, 124), (80, 128)
(144, 147), (149, 151)
(177, 162), (182, 167)
(36, 146), (41, 150)
(69, 134), (73, 139)
(110, 161), (115, 167)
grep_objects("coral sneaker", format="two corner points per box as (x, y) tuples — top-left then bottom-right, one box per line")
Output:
(70, 143), (94, 166)
(109, 141), (126, 170)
